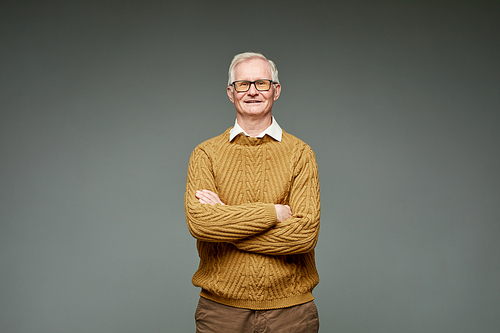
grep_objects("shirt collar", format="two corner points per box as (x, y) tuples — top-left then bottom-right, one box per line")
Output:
(229, 116), (282, 142)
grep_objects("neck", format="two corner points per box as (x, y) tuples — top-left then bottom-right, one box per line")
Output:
(236, 114), (272, 137)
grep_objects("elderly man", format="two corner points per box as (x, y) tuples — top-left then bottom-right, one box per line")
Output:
(185, 52), (321, 332)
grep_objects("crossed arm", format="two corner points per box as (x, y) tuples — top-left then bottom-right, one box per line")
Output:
(185, 146), (320, 255)
(195, 189), (293, 222)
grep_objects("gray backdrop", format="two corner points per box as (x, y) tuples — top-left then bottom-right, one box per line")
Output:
(1, 1), (499, 332)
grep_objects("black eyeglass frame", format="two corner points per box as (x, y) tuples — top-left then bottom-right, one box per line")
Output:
(231, 79), (276, 92)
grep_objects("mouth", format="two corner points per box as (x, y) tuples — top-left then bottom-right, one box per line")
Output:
(245, 100), (262, 104)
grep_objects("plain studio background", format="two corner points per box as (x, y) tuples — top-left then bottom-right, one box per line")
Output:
(1, 1), (499, 332)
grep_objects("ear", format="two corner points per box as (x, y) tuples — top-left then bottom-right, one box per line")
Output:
(227, 85), (235, 103)
(273, 83), (281, 101)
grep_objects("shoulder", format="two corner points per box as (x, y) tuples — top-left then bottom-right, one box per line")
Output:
(192, 128), (232, 155)
(281, 130), (316, 159)
(188, 128), (232, 170)
(280, 131), (318, 178)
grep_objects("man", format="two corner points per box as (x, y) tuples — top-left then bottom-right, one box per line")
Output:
(185, 52), (321, 332)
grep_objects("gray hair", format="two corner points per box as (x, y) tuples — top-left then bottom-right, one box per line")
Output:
(227, 52), (280, 86)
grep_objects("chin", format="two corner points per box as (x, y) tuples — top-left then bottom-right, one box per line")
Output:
(244, 111), (268, 118)
(242, 106), (269, 115)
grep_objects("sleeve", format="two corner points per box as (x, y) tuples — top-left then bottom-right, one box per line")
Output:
(184, 145), (278, 242)
(231, 148), (321, 255)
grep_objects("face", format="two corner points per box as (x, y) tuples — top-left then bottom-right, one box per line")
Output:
(227, 58), (281, 119)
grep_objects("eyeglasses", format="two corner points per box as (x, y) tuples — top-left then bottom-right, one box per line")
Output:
(231, 79), (274, 92)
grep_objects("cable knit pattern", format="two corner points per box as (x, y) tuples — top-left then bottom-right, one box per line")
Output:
(185, 128), (320, 310)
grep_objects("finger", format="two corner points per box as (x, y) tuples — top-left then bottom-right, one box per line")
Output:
(196, 193), (213, 204)
(197, 192), (210, 199)
(196, 190), (225, 205)
(201, 190), (220, 201)
(196, 191), (214, 201)
(197, 190), (216, 199)
(198, 198), (210, 204)
(201, 190), (217, 199)
(201, 190), (224, 205)
(197, 192), (223, 205)
(200, 189), (217, 195)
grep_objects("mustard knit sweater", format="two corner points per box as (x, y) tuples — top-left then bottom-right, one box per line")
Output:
(185, 128), (320, 310)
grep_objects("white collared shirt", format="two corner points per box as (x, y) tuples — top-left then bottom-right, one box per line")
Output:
(229, 116), (282, 142)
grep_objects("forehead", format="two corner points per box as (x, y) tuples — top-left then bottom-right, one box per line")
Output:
(233, 58), (272, 80)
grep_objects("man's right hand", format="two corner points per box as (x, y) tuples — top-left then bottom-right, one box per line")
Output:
(275, 204), (292, 222)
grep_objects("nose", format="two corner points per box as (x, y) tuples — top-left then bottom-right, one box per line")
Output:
(247, 82), (259, 95)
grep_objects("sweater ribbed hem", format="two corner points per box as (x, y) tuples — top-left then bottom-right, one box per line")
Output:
(199, 289), (315, 310)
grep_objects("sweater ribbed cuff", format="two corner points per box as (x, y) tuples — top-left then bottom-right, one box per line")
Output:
(263, 203), (279, 227)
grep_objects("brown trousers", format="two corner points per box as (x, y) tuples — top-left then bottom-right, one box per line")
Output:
(195, 297), (319, 333)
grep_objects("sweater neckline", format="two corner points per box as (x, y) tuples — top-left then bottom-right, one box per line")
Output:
(231, 133), (276, 147)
